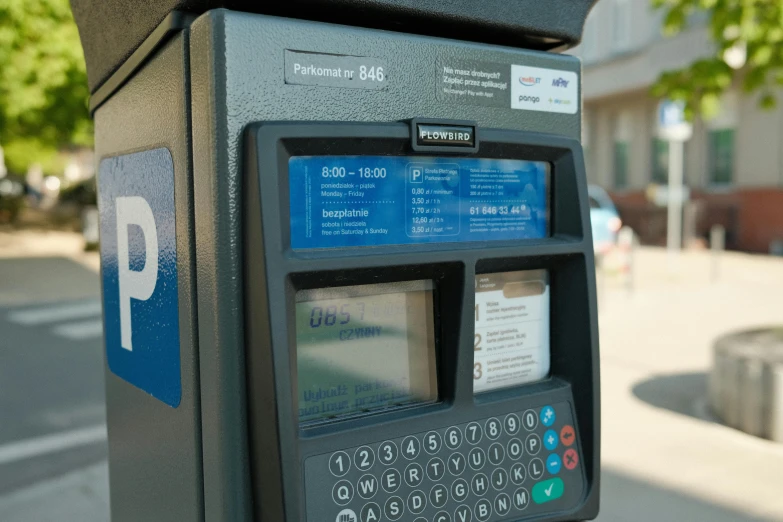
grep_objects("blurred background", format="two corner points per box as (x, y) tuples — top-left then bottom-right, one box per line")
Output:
(1, 0), (783, 520)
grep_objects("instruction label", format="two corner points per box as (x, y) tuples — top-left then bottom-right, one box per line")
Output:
(284, 50), (387, 90)
(473, 270), (550, 393)
(437, 59), (510, 108)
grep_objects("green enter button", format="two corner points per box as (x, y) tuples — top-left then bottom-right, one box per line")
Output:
(532, 478), (564, 504)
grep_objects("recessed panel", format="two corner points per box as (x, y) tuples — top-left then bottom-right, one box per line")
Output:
(474, 270), (550, 393)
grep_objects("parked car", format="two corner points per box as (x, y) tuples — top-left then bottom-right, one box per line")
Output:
(588, 185), (622, 255)
(0, 176), (26, 224)
(49, 178), (99, 249)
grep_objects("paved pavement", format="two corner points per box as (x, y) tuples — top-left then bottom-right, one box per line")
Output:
(0, 230), (107, 515)
(1, 230), (783, 521)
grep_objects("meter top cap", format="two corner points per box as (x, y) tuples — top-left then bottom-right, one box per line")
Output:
(71, 0), (598, 94)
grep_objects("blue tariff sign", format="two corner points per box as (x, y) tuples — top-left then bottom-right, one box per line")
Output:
(289, 155), (549, 249)
(98, 148), (181, 407)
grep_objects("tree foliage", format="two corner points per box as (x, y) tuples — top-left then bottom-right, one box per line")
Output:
(0, 0), (91, 174)
(652, 0), (783, 118)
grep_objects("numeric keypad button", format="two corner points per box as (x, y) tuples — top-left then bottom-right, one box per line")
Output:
(487, 442), (504, 466)
(484, 418), (501, 440)
(510, 462), (526, 485)
(354, 446), (375, 471)
(474, 498), (492, 522)
(525, 433), (541, 455)
(424, 431), (442, 454)
(378, 441), (398, 465)
(445, 426), (462, 450)
(430, 484), (449, 509)
(465, 422), (483, 444)
(407, 490), (427, 515)
(405, 463), (424, 487)
(329, 451), (351, 477)
(384, 496), (404, 521)
(470, 472), (489, 496)
(513, 487), (530, 510)
(332, 480), (354, 506)
(507, 438), (523, 460)
(528, 458), (544, 480)
(427, 457), (445, 481)
(357, 474), (378, 500)
(454, 505), (472, 522)
(522, 409), (539, 431)
(447, 453), (466, 476)
(360, 503), (381, 522)
(402, 436), (421, 460)
(494, 493), (511, 517)
(382, 468), (401, 493)
(490, 468), (508, 491)
(468, 447), (485, 471)
(451, 478), (469, 502)
(504, 413), (520, 435)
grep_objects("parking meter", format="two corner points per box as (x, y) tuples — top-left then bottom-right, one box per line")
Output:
(72, 1), (600, 521)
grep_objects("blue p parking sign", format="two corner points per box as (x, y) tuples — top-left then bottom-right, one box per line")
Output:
(98, 148), (181, 407)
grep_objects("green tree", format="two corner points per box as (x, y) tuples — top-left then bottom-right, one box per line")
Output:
(0, 0), (91, 175)
(652, 0), (783, 118)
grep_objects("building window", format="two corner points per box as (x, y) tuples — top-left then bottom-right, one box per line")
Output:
(614, 141), (629, 188)
(613, 0), (631, 50)
(708, 129), (734, 184)
(651, 138), (669, 184)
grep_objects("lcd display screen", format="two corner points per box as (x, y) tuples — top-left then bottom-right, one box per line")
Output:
(296, 280), (438, 423)
(289, 156), (550, 249)
(473, 270), (550, 393)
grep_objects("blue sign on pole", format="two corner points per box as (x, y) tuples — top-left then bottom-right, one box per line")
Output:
(657, 99), (693, 141)
(98, 148), (181, 407)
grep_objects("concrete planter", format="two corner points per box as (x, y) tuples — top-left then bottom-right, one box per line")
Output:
(710, 328), (783, 441)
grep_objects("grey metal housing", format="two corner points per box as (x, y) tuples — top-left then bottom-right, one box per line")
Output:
(89, 9), (600, 522)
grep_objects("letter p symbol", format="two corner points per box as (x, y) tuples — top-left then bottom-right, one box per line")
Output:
(116, 196), (158, 351)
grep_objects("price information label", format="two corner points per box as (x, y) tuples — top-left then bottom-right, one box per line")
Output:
(473, 270), (550, 393)
(289, 155), (549, 249)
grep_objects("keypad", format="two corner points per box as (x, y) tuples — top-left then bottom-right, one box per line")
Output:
(305, 401), (584, 522)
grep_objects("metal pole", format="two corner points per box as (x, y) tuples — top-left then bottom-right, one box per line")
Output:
(711, 224), (725, 282)
(667, 139), (684, 270)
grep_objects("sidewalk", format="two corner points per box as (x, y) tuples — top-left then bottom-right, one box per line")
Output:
(1, 243), (782, 520)
(0, 462), (108, 522)
(596, 247), (783, 521)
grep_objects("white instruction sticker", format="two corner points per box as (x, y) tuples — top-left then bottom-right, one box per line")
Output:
(510, 65), (578, 114)
(473, 270), (550, 393)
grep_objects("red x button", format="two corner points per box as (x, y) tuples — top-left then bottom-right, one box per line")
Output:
(563, 449), (579, 470)
(560, 425), (575, 447)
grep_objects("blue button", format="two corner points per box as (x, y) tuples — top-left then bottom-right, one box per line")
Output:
(546, 454), (561, 475)
(543, 429), (558, 451)
(540, 406), (556, 427)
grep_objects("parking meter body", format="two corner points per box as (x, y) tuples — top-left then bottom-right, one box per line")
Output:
(73, 2), (600, 521)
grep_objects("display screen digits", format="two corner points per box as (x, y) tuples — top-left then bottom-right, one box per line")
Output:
(296, 280), (437, 423)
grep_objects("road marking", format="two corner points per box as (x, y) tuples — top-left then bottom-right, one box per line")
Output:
(52, 319), (104, 340)
(7, 300), (102, 326)
(0, 425), (107, 466)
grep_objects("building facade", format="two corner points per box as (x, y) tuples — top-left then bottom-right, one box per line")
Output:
(573, 0), (783, 253)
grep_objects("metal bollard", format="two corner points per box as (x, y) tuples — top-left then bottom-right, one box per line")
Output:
(617, 226), (635, 295)
(711, 224), (725, 282)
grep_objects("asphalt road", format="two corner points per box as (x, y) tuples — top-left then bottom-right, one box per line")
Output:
(0, 255), (107, 495)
